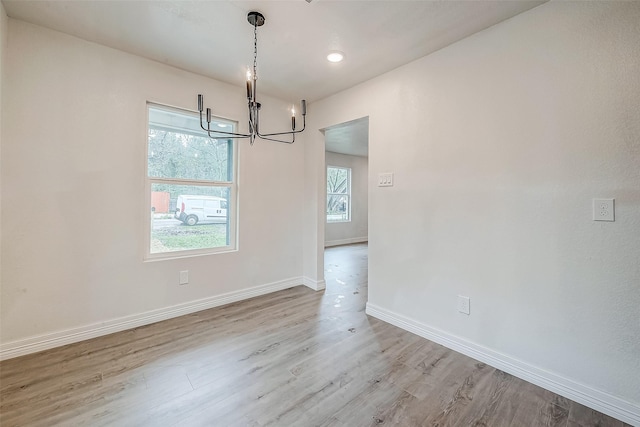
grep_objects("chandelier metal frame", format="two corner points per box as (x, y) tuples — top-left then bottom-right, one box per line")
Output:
(198, 11), (307, 145)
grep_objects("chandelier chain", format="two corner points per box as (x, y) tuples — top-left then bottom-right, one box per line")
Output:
(253, 21), (258, 81)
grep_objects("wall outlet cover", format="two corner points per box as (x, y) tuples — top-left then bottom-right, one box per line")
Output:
(457, 295), (470, 315)
(179, 270), (189, 285)
(593, 198), (614, 222)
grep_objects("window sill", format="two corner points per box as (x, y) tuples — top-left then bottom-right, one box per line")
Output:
(144, 247), (238, 262)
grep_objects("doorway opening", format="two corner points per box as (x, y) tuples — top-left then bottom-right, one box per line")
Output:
(323, 116), (369, 248)
(322, 116), (369, 304)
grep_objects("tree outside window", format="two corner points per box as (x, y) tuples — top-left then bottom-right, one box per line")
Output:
(327, 166), (351, 222)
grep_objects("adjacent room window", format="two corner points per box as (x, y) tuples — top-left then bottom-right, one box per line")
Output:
(146, 103), (237, 258)
(327, 166), (351, 222)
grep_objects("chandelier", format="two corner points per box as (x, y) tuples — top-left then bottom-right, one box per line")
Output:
(198, 11), (307, 145)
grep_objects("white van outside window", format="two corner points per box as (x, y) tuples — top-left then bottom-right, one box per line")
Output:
(176, 195), (228, 226)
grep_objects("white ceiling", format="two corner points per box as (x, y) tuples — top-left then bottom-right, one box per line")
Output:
(2, 0), (546, 157)
(324, 117), (369, 157)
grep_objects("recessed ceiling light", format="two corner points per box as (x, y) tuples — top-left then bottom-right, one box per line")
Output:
(327, 51), (344, 63)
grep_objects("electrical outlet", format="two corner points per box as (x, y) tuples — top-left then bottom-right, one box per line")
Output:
(593, 198), (614, 222)
(457, 295), (470, 315)
(179, 270), (189, 285)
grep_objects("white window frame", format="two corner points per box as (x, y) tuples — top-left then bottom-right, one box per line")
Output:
(326, 165), (352, 223)
(144, 102), (238, 261)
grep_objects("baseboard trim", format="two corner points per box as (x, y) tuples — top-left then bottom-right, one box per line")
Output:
(324, 237), (368, 248)
(365, 302), (640, 426)
(0, 277), (304, 361)
(303, 276), (326, 291)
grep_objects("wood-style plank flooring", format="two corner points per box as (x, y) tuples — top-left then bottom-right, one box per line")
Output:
(0, 243), (630, 426)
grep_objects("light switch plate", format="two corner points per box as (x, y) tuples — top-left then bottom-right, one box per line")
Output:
(378, 172), (394, 187)
(593, 198), (614, 221)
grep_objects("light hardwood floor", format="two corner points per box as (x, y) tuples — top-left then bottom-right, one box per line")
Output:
(0, 244), (630, 426)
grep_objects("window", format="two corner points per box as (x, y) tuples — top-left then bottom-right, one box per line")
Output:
(146, 104), (237, 258)
(327, 166), (351, 222)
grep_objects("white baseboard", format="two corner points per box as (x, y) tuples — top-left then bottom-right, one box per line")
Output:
(0, 277), (304, 361)
(365, 303), (640, 426)
(324, 237), (368, 248)
(303, 276), (326, 291)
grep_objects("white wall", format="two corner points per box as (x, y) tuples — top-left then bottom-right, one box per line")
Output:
(307, 2), (640, 423)
(1, 20), (306, 354)
(302, 125), (324, 290)
(0, 1), (7, 321)
(325, 151), (368, 246)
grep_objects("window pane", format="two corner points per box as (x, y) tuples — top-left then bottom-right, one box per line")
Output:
(150, 184), (231, 254)
(148, 107), (233, 182)
(327, 167), (349, 194)
(327, 166), (351, 222)
(327, 195), (350, 222)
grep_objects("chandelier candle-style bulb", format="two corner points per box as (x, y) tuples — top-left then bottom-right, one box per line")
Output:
(246, 69), (252, 100)
(291, 107), (296, 130)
